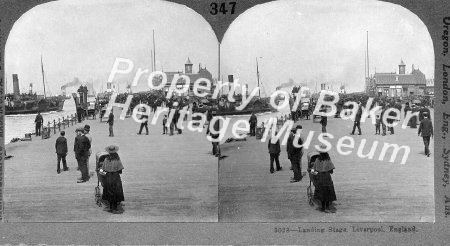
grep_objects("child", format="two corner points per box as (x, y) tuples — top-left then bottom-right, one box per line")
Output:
(375, 114), (381, 135)
(162, 115), (168, 135)
(268, 132), (282, 173)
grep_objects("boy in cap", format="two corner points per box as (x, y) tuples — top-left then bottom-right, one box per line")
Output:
(55, 131), (69, 174)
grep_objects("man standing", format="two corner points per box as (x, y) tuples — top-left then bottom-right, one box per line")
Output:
(138, 111), (149, 135)
(249, 113), (257, 136)
(268, 132), (282, 173)
(207, 111), (220, 157)
(106, 109), (114, 137)
(74, 127), (91, 183)
(287, 125), (304, 183)
(350, 103), (362, 135)
(162, 115), (168, 134)
(418, 112), (433, 157)
(84, 125), (92, 174)
(55, 131), (69, 174)
(35, 112), (43, 136)
(380, 104), (387, 136)
(320, 106), (327, 133)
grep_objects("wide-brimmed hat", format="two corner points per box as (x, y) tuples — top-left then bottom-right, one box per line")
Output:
(84, 125), (90, 131)
(317, 144), (329, 153)
(105, 145), (119, 154)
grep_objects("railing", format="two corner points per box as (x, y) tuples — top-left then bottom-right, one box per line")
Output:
(40, 113), (78, 139)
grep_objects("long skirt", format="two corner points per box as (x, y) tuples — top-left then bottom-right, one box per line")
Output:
(102, 172), (124, 204)
(314, 172), (337, 202)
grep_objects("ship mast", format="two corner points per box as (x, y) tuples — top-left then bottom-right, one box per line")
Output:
(41, 55), (47, 99)
(256, 57), (261, 97)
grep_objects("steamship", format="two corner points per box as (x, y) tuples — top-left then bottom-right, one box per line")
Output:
(5, 74), (65, 115)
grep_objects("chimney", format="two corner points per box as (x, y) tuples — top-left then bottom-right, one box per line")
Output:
(12, 74), (20, 97)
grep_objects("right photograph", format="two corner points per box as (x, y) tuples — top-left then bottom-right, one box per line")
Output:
(218, 0), (435, 222)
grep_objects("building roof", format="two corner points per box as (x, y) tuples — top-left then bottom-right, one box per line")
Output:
(399, 59), (405, 66)
(374, 68), (426, 86)
(185, 57), (192, 65)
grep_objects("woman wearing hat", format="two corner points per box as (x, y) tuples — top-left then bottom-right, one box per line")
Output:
(99, 145), (125, 213)
(311, 144), (336, 213)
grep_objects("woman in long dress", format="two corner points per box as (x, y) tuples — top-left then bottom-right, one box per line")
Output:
(100, 145), (124, 213)
(311, 145), (337, 213)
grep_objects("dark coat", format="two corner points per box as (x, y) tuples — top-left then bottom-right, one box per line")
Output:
(107, 112), (114, 125)
(207, 118), (220, 139)
(320, 116), (327, 126)
(74, 135), (91, 159)
(55, 136), (68, 155)
(268, 138), (281, 154)
(355, 107), (363, 122)
(287, 133), (304, 160)
(418, 118), (433, 137)
(35, 114), (43, 125)
(249, 114), (257, 125)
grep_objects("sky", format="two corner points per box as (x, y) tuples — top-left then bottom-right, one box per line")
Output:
(221, 0), (434, 94)
(5, 0), (218, 95)
(5, 0), (434, 95)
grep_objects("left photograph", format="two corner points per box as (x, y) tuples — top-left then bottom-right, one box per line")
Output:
(4, 0), (219, 222)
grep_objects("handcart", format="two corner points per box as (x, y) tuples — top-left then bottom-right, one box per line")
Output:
(94, 151), (109, 206)
(306, 151), (321, 206)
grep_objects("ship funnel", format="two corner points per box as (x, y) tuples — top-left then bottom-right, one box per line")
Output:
(12, 74), (20, 97)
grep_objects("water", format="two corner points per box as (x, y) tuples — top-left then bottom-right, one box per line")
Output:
(5, 99), (77, 143)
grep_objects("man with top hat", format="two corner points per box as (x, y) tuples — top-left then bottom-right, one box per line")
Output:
(418, 112), (433, 157)
(74, 127), (91, 183)
(287, 125), (304, 182)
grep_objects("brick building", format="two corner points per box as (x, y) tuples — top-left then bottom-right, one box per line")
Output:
(371, 59), (427, 98)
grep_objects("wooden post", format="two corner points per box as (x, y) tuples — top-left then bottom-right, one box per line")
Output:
(53, 119), (56, 134)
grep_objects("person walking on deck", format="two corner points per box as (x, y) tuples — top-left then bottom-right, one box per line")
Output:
(207, 111), (220, 157)
(55, 131), (69, 174)
(350, 103), (362, 135)
(137, 111), (149, 135)
(418, 112), (433, 157)
(106, 110), (114, 137)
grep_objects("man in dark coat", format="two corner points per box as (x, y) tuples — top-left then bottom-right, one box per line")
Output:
(206, 111), (221, 157)
(35, 112), (43, 136)
(106, 109), (114, 137)
(249, 113), (257, 136)
(137, 108), (149, 135)
(350, 103), (362, 135)
(418, 112), (433, 157)
(74, 127), (91, 183)
(320, 107), (327, 133)
(409, 104), (418, 128)
(287, 125), (304, 182)
(55, 131), (69, 174)
(387, 104), (397, 135)
(268, 132), (282, 173)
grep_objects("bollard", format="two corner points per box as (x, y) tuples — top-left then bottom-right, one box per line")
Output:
(53, 119), (56, 134)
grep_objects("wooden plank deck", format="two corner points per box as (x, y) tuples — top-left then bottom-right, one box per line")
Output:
(219, 112), (435, 222)
(4, 111), (218, 222)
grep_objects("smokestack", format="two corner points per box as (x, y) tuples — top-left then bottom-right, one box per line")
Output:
(12, 74), (20, 97)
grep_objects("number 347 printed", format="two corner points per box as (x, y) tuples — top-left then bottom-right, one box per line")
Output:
(210, 1), (236, 15)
